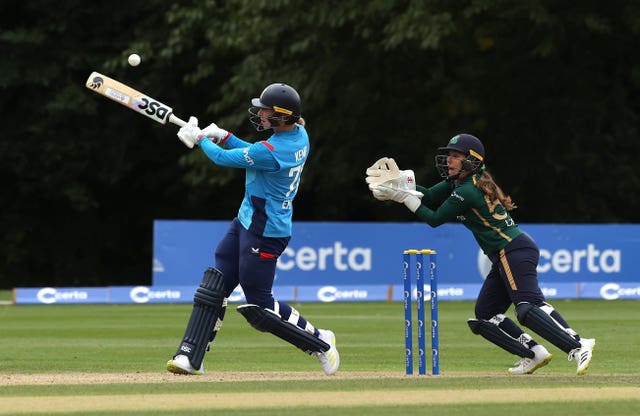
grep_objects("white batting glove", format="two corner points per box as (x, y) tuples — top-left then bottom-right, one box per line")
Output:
(370, 184), (423, 212)
(177, 116), (203, 149)
(201, 122), (231, 144)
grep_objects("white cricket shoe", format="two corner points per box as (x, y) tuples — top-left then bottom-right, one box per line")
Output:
(316, 329), (340, 375)
(569, 338), (595, 375)
(166, 354), (204, 375)
(508, 344), (553, 375)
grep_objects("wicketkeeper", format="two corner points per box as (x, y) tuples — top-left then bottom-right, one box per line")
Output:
(367, 134), (595, 375)
(166, 83), (339, 376)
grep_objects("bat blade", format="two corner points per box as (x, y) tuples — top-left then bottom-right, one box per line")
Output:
(85, 71), (185, 126)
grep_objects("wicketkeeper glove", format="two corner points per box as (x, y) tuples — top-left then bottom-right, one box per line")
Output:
(366, 157), (417, 190)
(370, 183), (423, 212)
(365, 157), (401, 186)
(366, 157), (423, 212)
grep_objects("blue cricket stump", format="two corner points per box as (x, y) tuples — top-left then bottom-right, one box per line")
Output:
(403, 249), (440, 376)
(402, 251), (413, 375)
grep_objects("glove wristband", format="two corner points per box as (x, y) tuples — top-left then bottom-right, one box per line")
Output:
(404, 196), (421, 213)
(219, 131), (231, 145)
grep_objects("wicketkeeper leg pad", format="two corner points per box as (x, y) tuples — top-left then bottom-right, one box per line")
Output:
(515, 302), (581, 353)
(175, 267), (226, 370)
(468, 317), (534, 358)
(237, 304), (330, 354)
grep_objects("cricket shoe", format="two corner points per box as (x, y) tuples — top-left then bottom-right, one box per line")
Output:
(569, 338), (595, 375)
(508, 344), (553, 375)
(166, 354), (204, 375)
(316, 329), (340, 375)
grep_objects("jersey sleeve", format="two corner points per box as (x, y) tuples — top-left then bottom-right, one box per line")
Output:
(199, 139), (279, 170)
(413, 184), (470, 227)
(417, 181), (452, 209)
(221, 134), (251, 149)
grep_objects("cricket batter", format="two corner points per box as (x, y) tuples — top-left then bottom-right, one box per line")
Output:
(366, 134), (595, 375)
(166, 83), (339, 375)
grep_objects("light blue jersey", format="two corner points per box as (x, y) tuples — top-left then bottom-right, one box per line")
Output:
(199, 124), (309, 237)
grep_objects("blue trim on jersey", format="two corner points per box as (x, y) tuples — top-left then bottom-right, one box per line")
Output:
(248, 195), (268, 235)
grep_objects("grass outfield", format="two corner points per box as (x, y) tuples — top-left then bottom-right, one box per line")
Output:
(0, 298), (638, 415)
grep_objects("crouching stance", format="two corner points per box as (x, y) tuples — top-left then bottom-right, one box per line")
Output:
(167, 83), (339, 375)
(367, 134), (594, 375)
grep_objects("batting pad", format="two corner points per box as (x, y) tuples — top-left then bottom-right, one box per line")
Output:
(237, 304), (330, 354)
(176, 268), (226, 369)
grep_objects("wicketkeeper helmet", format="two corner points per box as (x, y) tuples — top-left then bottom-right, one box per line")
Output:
(435, 134), (485, 179)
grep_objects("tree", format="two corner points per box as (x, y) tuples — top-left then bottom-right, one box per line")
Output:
(1, 0), (639, 288)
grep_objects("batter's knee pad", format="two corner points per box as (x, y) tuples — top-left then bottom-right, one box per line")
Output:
(515, 302), (580, 353)
(468, 316), (533, 358)
(175, 268), (226, 369)
(237, 304), (329, 354)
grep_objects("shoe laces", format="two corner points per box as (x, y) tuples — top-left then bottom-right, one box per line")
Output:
(568, 348), (580, 362)
(317, 351), (329, 363)
(512, 357), (530, 367)
(569, 348), (591, 366)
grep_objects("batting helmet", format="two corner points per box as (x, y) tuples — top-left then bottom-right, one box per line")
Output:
(249, 83), (301, 130)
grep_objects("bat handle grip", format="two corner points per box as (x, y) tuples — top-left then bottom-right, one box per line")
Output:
(169, 114), (188, 127)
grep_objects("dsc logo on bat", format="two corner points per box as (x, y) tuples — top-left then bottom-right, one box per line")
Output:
(134, 96), (171, 123)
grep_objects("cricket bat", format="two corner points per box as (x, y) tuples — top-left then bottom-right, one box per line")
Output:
(85, 71), (187, 127)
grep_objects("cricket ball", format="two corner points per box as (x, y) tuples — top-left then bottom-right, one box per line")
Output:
(128, 53), (141, 67)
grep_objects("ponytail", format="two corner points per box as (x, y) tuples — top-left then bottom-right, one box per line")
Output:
(475, 171), (517, 211)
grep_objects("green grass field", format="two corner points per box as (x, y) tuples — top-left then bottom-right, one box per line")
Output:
(0, 290), (12, 302)
(0, 297), (638, 415)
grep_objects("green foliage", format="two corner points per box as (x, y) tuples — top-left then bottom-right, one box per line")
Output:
(1, 1), (640, 286)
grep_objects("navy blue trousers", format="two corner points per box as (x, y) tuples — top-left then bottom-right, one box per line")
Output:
(214, 218), (289, 307)
(475, 233), (546, 320)
(214, 218), (315, 332)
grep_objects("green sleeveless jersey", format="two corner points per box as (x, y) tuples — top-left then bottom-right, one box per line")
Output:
(414, 173), (522, 255)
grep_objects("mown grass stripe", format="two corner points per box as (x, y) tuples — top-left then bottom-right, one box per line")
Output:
(1, 387), (638, 414)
